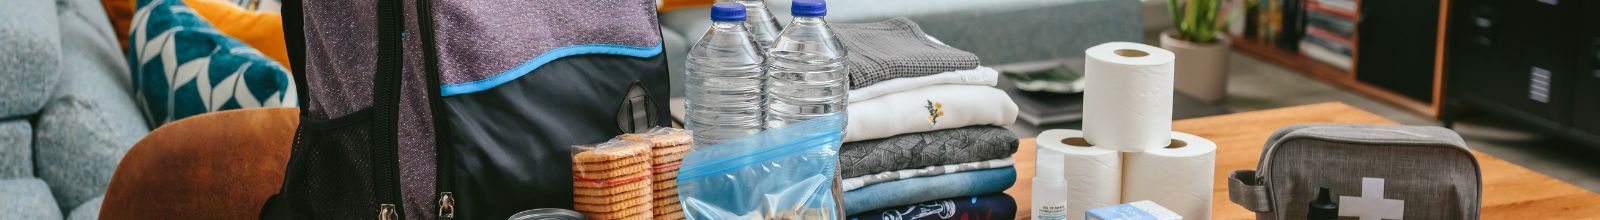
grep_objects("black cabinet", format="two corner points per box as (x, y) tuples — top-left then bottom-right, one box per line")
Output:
(1446, 0), (1600, 147)
(1357, 0), (1441, 102)
(1456, 0), (1576, 128)
(1568, 0), (1600, 141)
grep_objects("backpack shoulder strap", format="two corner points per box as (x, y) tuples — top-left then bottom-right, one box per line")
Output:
(260, 0), (303, 218)
(282, 0), (307, 106)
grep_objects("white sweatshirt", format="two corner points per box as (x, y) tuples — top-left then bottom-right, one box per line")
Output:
(844, 84), (1018, 142)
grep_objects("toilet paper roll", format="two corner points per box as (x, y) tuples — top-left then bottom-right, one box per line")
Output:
(1082, 42), (1176, 152)
(1121, 131), (1217, 220)
(1036, 129), (1121, 220)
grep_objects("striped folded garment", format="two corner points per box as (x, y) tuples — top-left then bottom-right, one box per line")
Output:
(843, 157), (1015, 191)
(834, 17), (980, 89)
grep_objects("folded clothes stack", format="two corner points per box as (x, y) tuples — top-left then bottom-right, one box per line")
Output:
(840, 127), (1019, 214)
(832, 18), (1022, 216)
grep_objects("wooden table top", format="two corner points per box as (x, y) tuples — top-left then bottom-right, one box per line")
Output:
(1003, 102), (1600, 219)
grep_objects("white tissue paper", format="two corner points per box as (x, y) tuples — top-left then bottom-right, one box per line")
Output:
(1081, 42), (1176, 152)
(1037, 129), (1122, 220)
(1121, 131), (1217, 220)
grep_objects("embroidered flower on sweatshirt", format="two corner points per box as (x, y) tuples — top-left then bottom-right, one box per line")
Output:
(925, 100), (944, 126)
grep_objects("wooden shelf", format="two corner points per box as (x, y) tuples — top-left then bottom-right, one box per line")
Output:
(1230, 38), (1355, 80)
(1229, 37), (1438, 117)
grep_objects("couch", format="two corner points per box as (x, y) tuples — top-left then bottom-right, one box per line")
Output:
(0, 0), (151, 219)
(657, 0), (1143, 97)
(0, 0), (1143, 218)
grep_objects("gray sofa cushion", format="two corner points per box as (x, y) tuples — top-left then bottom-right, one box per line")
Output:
(34, 58), (147, 212)
(35, 78), (145, 212)
(907, 0), (1141, 65)
(67, 196), (102, 220)
(659, 0), (1141, 97)
(0, 178), (65, 220)
(0, 120), (31, 178)
(0, 0), (62, 118)
(663, 0), (1140, 62)
(35, 0), (151, 210)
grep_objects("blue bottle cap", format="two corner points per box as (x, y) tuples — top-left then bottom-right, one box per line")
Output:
(710, 2), (747, 22)
(791, 0), (826, 17)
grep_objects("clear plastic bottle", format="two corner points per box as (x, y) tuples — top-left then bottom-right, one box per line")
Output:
(685, 3), (767, 146)
(1032, 147), (1070, 220)
(764, 0), (848, 130)
(733, 0), (784, 49)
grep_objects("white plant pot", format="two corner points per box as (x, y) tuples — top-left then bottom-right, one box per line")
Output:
(1160, 30), (1232, 103)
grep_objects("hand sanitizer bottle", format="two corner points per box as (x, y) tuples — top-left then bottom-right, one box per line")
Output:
(1033, 147), (1070, 220)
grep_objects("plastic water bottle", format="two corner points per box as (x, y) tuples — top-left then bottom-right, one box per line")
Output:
(734, 0), (784, 49)
(764, 0), (848, 130)
(685, 3), (768, 145)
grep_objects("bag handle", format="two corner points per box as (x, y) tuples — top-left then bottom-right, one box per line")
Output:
(282, 0), (307, 106)
(1228, 170), (1273, 213)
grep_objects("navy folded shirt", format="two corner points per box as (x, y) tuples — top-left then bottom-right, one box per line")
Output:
(848, 194), (1017, 220)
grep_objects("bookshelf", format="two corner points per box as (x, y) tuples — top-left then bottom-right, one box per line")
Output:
(1228, 0), (1452, 118)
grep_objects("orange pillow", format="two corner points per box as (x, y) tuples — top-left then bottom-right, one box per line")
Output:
(102, 108), (298, 220)
(182, 0), (291, 69)
(104, 0), (138, 50)
(104, 0), (291, 69)
(659, 0), (714, 12)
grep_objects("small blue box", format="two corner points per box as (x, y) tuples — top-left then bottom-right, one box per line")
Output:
(1085, 200), (1182, 220)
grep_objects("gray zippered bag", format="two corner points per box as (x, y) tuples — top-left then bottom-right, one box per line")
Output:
(1228, 124), (1482, 220)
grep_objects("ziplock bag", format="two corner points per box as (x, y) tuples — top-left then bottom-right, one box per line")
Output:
(677, 114), (846, 220)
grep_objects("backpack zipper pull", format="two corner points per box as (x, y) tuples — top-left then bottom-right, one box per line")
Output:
(438, 192), (456, 219)
(378, 204), (398, 220)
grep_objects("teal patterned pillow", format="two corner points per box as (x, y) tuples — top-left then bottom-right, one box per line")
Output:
(128, 0), (297, 126)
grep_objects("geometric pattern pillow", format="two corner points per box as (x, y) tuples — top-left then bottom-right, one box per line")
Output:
(184, 0), (291, 68)
(128, 0), (296, 127)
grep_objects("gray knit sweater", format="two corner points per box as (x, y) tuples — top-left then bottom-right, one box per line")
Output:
(833, 18), (981, 89)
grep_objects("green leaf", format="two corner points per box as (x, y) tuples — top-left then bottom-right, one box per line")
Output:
(1171, 0), (1240, 43)
(1167, 0), (1183, 31)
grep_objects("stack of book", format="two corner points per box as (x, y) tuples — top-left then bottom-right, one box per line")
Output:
(1243, 0), (1311, 51)
(1298, 0), (1358, 70)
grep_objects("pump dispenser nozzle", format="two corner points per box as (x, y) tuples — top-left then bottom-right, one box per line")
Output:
(1308, 187), (1339, 220)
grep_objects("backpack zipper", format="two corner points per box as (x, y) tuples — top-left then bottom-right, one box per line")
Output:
(379, 204), (399, 220)
(373, 0), (406, 217)
(437, 192), (455, 218)
(413, 0), (458, 218)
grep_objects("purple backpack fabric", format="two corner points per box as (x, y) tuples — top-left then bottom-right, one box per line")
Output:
(267, 0), (670, 219)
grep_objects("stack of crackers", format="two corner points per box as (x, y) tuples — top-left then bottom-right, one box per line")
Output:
(572, 141), (654, 220)
(620, 128), (693, 220)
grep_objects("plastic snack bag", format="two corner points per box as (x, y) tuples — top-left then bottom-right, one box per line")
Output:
(677, 114), (846, 220)
(571, 139), (654, 219)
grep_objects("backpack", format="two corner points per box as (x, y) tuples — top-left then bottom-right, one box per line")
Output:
(1227, 124), (1482, 220)
(265, 0), (671, 219)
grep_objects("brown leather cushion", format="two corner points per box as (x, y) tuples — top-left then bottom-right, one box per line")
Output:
(102, 108), (298, 219)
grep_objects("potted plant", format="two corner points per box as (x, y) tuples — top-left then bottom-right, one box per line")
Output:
(1161, 0), (1244, 103)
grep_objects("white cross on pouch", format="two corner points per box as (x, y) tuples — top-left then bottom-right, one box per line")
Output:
(1339, 177), (1406, 220)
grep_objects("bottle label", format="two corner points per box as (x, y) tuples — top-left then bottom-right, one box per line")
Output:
(1036, 202), (1069, 220)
